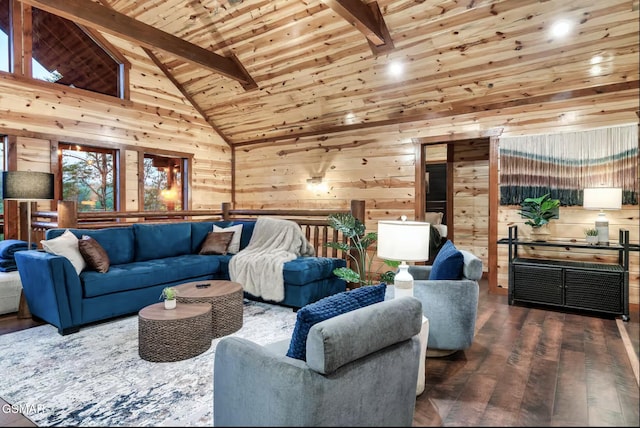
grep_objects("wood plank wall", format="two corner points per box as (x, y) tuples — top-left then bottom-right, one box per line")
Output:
(0, 35), (231, 216)
(0, 31), (637, 305)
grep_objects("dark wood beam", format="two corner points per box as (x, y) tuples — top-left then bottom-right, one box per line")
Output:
(144, 48), (233, 147)
(322, 0), (393, 53)
(20, 0), (257, 90)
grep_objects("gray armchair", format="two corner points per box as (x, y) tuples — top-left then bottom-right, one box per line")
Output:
(213, 296), (423, 427)
(408, 249), (482, 356)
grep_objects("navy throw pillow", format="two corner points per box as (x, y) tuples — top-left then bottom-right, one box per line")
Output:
(347, 283), (387, 307)
(286, 283), (387, 361)
(429, 240), (464, 280)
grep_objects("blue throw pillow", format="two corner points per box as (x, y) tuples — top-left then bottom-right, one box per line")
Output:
(286, 283), (387, 361)
(347, 283), (387, 307)
(429, 240), (464, 280)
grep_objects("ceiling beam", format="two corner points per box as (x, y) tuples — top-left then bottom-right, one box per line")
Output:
(144, 48), (233, 147)
(322, 0), (394, 53)
(20, 0), (258, 90)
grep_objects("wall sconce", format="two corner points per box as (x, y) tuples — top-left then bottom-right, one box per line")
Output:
(306, 177), (327, 193)
(583, 187), (622, 245)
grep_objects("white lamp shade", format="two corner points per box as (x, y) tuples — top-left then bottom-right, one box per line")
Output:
(377, 220), (430, 261)
(583, 187), (622, 210)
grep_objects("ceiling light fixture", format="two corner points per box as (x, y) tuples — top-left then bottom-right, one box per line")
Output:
(549, 19), (573, 38)
(388, 61), (404, 78)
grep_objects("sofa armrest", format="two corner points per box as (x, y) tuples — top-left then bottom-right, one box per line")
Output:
(413, 279), (479, 350)
(214, 336), (317, 426)
(407, 265), (432, 280)
(15, 250), (82, 334)
(459, 250), (482, 280)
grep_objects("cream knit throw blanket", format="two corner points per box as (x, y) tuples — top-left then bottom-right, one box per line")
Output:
(229, 217), (315, 302)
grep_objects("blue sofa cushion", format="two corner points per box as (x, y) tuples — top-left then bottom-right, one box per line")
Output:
(282, 257), (347, 286)
(133, 223), (192, 262)
(80, 254), (221, 298)
(286, 283), (386, 361)
(46, 227), (135, 265)
(430, 240), (464, 280)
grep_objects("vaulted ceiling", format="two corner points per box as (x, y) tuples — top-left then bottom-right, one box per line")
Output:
(21, 0), (640, 146)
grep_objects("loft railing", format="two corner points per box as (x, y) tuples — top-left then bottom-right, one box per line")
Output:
(20, 200), (365, 265)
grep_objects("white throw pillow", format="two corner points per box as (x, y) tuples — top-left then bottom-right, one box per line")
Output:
(41, 229), (86, 275)
(213, 224), (243, 254)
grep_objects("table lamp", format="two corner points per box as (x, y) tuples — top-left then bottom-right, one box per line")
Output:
(2, 171), (55, 250)
(377, 216), (430, 298)
(583, 187), (622, 245)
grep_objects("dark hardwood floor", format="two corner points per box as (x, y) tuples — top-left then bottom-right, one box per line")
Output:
(1, 281), (638, 427)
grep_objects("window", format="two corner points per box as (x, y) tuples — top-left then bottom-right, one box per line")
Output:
(59, 143), (118, 212)
(31, 8), (121, 97)
(0, 0), (9, 73)
(1, 2), (127, 98)
(144, 154), (185, 211)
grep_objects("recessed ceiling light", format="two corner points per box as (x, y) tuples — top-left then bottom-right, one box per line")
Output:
(388, 61), (404, 78)
(589, 65), (602, 76)
(550, 19), (573, 38)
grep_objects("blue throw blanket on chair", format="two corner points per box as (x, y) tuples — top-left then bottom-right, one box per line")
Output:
(0, 239), (35, 259)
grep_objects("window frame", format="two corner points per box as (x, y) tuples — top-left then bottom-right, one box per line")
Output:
(57, 142), (120, 212)
(2, 0), (130, 100)
(141, 152), (189, 212)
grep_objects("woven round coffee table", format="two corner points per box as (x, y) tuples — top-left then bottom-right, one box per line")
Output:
(138, 302), (212, 362)
(174, 280), (244, 339)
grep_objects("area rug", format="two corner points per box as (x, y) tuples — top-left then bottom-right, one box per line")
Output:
(0, 299), (298, 427)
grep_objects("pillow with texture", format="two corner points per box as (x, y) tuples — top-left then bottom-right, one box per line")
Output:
(199, 231), (235, 255)
(286, 283), (387, 361)
(213, 224), (243, 254)
(429, 240), (464, 280)
(78, 235), (110, 273)
(41, 229), (86, 274)
(424, 211), (443, 225)
(346, 283), (387, 307)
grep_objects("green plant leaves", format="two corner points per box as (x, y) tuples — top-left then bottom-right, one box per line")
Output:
(520, 193), (560, 228)
(332, 267), (361, 283)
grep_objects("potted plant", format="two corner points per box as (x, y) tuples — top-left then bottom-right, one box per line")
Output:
(519, 193), (561, 241)
(585, 228), (599, 245)
(160, 287), (177, 309)
(324, 213), (399, 286)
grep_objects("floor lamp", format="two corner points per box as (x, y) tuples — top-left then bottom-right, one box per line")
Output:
(2, 171), (55, 250)
(377, 217), (430, 298)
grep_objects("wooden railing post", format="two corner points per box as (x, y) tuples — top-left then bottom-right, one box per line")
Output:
(57, 200), (78, 228)
(18, 202), (29, 242)
(221, 202), (231, 221)
(348, 200), (366, 288)
(350, 199), (365, 223)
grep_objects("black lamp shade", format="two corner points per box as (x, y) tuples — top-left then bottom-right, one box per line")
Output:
(2, 171), (55, 200)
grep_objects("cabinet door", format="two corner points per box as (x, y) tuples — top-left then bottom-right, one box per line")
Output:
(513, 263), (563, 306)
(564, 269), (623, 313)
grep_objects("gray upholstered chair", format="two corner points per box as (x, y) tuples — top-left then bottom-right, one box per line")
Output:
(408, 249), (482, 356)
(213, 296), (423, 427)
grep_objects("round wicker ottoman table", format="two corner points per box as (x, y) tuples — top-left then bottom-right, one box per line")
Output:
(174, 280), (244, 339)
(138, 302), (212, 362)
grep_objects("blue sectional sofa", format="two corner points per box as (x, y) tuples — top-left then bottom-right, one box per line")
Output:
(14, 221), (347, 335)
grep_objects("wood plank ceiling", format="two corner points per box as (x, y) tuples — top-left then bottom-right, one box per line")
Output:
(20, 0), (640, 146)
